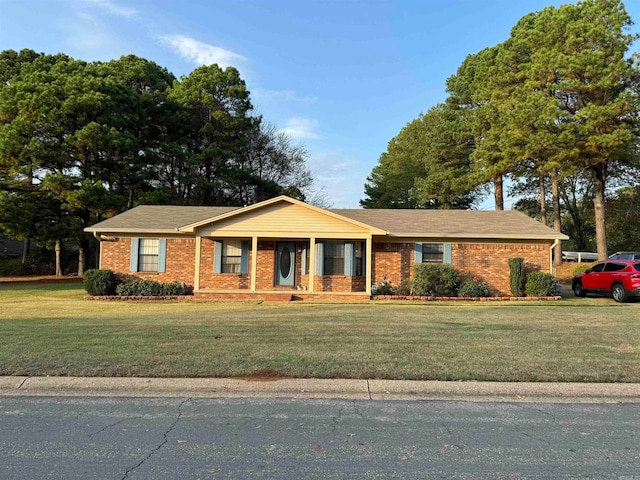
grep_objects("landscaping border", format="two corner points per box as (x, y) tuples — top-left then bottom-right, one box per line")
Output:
(84, 295), (193, 301)
(372, 295), (562, 301)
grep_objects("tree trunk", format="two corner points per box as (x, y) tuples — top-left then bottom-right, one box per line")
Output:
(55, 240), (62, 276)
(539, 176), (547, 225)
(494, 175), (504, 211)
(21, 238), (30, 264)
(78, 243), (85, 277)
(551, 170), (562, 267)
(592, 165), (608, 260)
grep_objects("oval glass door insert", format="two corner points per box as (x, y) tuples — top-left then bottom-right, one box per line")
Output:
(280, 246), (291, 278)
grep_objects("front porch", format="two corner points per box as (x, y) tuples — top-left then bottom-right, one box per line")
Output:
(194, 237), (373, 296)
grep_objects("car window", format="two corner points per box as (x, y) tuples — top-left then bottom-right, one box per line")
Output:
(634, 264), (640, 272)
(590, 263), (605, 273)
(604, 262), (626, 272)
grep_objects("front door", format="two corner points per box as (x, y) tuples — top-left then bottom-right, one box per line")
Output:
(276, 242), (295, 287)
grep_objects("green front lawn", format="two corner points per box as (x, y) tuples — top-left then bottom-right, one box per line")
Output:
(0, 283), (638, 382)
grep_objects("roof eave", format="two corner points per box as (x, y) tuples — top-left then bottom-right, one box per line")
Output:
(383, 232), (570, 240)
(84, 227), (183, 235)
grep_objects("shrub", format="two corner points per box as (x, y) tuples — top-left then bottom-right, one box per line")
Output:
(458, 278), (490, 297)
(373, 279), (394, 295)
(508, 257), (525, 297)
(395, 281), (411, 296)
(572, 262), (596, 276)
(0, 258), (29, 276)
(116, 279), (163, 296)
(84, 269), (118, 296)
(162, 281), (187, 296)
(525, 271), (556, 297)
(410, 264), (461, 296)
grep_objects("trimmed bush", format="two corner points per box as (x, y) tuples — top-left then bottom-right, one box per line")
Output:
(116, 279), (163, 296)
(508, 257), (525, 297)
(572, 262), (596, 276)
(84, 269), (118, 296)
(162, 281), (187, 296)
(525, 271), (556, 297)
(410, 264), (461, 297)
(458, 278), (490, 298)
(373, 280), (394, 295)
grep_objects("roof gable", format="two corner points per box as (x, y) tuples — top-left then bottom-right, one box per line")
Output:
(180, 196), (386, 236)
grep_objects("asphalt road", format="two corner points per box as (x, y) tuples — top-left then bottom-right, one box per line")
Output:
(1, 396), (639, 479)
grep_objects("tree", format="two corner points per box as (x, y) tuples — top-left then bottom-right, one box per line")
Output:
(361, 104), (480, 209)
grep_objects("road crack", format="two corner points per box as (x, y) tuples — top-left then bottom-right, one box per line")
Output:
(120, 397), (191, 480)
(89, 417), (141, 438)
(366, 379), (372, 400)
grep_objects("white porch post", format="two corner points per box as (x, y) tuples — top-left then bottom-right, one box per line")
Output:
(194, 236), (202, 291)
(250, 236), (258, 292)
(308, 236), (315, 293)
(365, 235), (372, 295)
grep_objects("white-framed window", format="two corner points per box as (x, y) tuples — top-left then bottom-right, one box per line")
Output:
(422, 243), (444, 263)
(138, 238), (160, 272)
(222, 240), (242, 274)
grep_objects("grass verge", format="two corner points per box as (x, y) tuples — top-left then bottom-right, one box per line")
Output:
(0, 283), (638, 382)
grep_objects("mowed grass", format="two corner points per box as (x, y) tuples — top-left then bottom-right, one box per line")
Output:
(0, 283), (639, 382)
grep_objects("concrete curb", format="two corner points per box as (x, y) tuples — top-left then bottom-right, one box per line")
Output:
(1, 376), (640, 403)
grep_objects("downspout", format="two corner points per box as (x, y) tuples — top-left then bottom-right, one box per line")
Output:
(92, 232), (103, 270)
(549, 238), (559, 275)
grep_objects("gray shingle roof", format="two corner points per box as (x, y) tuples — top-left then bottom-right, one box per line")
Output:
(331, 209), (565, 239)
(86, 203), (567, 240)
(85, 205), (239, 232)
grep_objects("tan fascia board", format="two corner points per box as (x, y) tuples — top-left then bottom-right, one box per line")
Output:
(384, 232), (570, 241)
(178, 195), (388, 235)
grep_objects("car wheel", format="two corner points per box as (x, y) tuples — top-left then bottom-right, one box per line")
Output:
(573, 282), (587, 297)
(611, 284), (628, 303)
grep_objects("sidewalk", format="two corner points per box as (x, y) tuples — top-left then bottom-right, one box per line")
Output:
(1, 376), (639, 403)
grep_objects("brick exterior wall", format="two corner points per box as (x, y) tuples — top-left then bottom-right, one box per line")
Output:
(100, 236), (550, 297)
(371, 241), (550, 296)
(452, 242), (549, 296)
(372, 242), (414, 287)
(199, 238), (250, 290)
(100, 237), (195, 286)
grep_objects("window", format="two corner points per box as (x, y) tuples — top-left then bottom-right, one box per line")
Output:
(318, 241), (363, 276)
(138, 238), (159, 272)
(222, 240), (242, 274)
(324, 241), (345, 275)
(604, 262), (627, 272)
(422, 243), (444, 263)
(590, 263), (605, 273)
(355, 242), (363, 276)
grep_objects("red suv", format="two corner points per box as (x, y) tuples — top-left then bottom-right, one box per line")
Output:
(572, 260), (640, 302)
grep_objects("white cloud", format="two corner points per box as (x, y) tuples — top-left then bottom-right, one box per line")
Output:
(82, 0), (137, 17)
(279, 118), (320, 140)
(307, 152), (368, 208)
(159, 34), (246, 69)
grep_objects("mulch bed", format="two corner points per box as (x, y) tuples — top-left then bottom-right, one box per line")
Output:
(373, 295), (562, 301)
(0, 275), (83, 284)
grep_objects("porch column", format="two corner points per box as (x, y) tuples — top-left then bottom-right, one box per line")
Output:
(250, 236), (258, 292)
(308, 236), (315, 293)
(194, 236), (202, 291)
(365, 235), (372, 295)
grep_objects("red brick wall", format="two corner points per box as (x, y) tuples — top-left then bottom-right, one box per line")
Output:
(371, 242), (414, 288)
(199, 238), (250, 290)
(371, 241), (550, 296)
(100, 237), (195, 286)
(453, 242), (549, 296)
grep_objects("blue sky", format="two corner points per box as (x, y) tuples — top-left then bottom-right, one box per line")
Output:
(1, 0), (639, 208)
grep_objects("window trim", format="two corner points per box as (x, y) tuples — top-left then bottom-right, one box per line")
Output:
(130, 237), (166, 273)
(213, 239), (249, 274)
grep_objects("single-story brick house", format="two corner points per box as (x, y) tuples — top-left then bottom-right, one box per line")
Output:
(85, 195), (568, 299)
